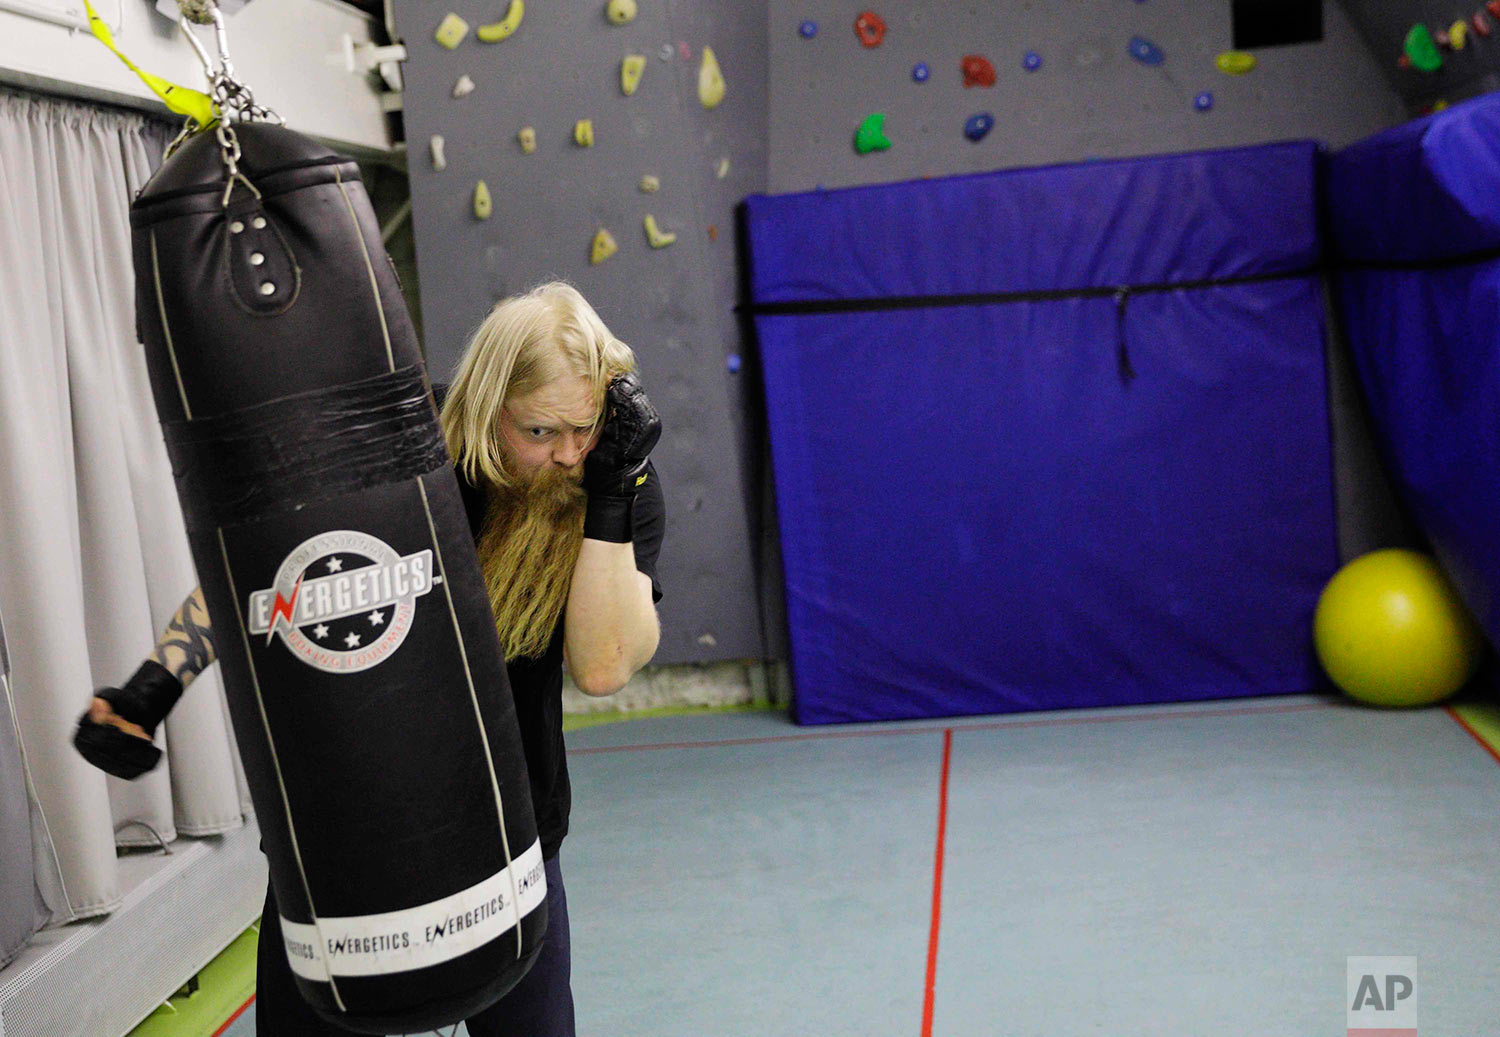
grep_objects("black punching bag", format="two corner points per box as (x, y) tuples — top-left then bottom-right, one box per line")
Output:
(129, 122), (546, 1033)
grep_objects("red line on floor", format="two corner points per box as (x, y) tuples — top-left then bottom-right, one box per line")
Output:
(568, 701), (1336, 756)
(921, 728), (954, 1037)
(212, 993), (255, 1037)
(1445, 706), (1500, 767)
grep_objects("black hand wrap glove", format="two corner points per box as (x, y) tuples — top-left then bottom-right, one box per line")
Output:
(582, 373), (662, 543)
(72, 660), (184, 780)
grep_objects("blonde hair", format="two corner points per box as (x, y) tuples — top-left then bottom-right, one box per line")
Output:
(441, 282), (637, 490)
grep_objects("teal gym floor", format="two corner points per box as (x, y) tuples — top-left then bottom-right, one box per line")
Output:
(222, 693), (1500, 1036)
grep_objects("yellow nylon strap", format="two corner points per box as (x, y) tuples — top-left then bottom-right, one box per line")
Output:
(82, 0), (218, 129)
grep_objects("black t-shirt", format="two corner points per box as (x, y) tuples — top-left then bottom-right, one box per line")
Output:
(433, 383), (665, 860)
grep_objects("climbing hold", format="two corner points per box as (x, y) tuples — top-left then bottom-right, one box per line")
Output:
(1397, 53), (1412, 69)
(434, 12), (468, 49)
(590, 228), (618, 264)
(726, 354), (741, 374)
(430, 134), (446, 171)
(1473, 12), (1492, 38)
(643, 214), (677, 248)
(707, 224), (718, 241)
(961, 54), (996, 87)
(678, 39), (691, 60)
(473, 180), (492, 220)
(854, 112), (891, 154)
(912, 61), (930, 82)
(1215, 50), (1256, 74)
(639, 174), (660, 192)
(659, 43), (674, 60)
(854, 11), (886, 48)
(963, 112), (994, 142)
(1404, 24), (1443, 72)
(1434, 27), (1450, 48)
(1128, 36), (1164, 65)
(715, 156), (730, 178)
(1490, 1), (1500, 18)
(621, 54), (646, 95)
(1023, 50), (1042, 71)
(452, 74), (475, 98)
(518, 125), (536, 153)
(698, 46), (726, 109)
(799, 20), (818, 39)
(1194, 91), (1213, 111)
(1448, 20), (1468, 49)
(605, 0), (636, 25)
(573, 119), (595, 146)
(477, 0), (523, 42)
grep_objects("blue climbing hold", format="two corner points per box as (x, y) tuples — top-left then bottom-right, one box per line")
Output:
(727, 354), (742, 374)
(1128, 36), (1164, 65)
(963, 112), (995, 141)
(1194, 91), (1213, 111)
(1023, 50), (1042, 71)
(799, 20), (818, 38)
(912, 62), (930, 82)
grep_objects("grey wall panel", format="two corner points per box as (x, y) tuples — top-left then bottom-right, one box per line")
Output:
(394, 1), (770, 664)
(1342, 0), (1500, 110)
(767, 0), (1405, 192)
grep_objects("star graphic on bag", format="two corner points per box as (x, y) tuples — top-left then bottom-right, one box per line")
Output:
(368, 610), (384, 625)
(344, 632), (361, 648)
(313, 624), (329, 639)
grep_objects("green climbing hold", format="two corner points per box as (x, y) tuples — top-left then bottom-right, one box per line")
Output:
(1404, 24), (1443, 72)
(855, 113), (891, 154)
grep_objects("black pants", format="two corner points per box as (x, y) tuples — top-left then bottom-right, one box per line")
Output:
(255, 855), (575, 1036)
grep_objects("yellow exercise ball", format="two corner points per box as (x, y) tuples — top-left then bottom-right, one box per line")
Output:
(1314, 549), (1485, 707)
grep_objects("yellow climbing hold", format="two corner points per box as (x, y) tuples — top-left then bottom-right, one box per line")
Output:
(640, 175), (660, 192)
(643, 214), (677, 248)
(518, 126), (537, 153)
(698, 46), (726, 109)
(1449, 19), (1468, 49)
(573, 119), (595, 147)
(621, 54), (646, 95)
(590, 228), (619, 264)
(606, 0), (637, 25)
(477, 0), (524, 42)
(473, 180), (492, 220)
(435, 13), (469, 49)
(1215, 50), (1256, 74)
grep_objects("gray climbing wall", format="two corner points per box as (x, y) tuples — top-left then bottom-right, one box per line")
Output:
(766, 0), (1406, 192)
(1342, 0), (1500, 111)
(394, 2), (769, 665)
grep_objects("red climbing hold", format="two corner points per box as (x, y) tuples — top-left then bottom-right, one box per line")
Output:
(961, 54), (996, 88)
(1474, 11), (1493, 37)
(854, 11), (886, 48)
(1397, 53), (1413, 69)
(1489, 0), (1500, 19)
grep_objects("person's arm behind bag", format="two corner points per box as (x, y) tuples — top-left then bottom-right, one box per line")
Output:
(74, 586), (217, 779)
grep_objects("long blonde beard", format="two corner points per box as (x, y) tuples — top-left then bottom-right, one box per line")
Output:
(475, 468), (587, 661)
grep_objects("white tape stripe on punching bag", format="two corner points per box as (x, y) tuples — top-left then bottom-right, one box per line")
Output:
(281, 840), (546, 982)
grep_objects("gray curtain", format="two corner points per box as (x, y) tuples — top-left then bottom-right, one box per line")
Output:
(0, 89), (251, 923)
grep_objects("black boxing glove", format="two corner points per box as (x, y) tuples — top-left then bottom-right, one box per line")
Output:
(73, 660), (183, 780)
(582, 373), (662, 543)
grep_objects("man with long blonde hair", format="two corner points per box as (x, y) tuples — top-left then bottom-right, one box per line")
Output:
(77, 282), (664, 1035)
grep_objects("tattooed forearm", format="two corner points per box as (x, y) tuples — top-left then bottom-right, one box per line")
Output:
(148, 587), (217, 688)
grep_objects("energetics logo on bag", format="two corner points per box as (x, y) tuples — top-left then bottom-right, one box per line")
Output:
(248, 530), (438, 673)
(1347, 956), (1417, 1037)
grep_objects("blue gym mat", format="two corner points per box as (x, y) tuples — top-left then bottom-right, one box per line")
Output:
(744, 143), (1339, 724)
(1324, 92), (1500, 650)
